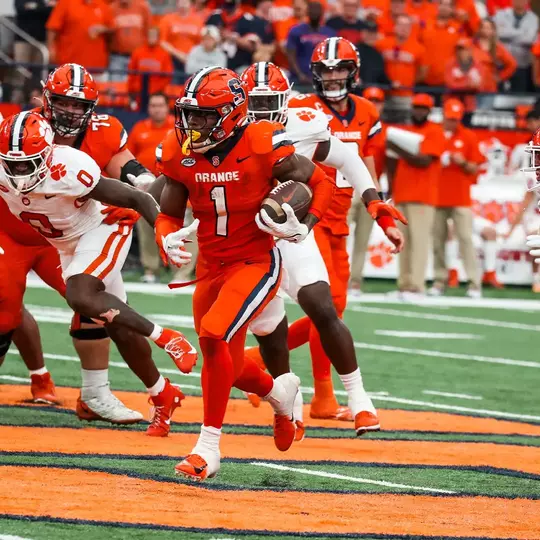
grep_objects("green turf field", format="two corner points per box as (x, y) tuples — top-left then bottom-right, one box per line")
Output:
(1, 282), (540, 539)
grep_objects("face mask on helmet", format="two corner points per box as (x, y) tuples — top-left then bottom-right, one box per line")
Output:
(312, 61), (357, 102)
(46, 94), (96, 137)
(522, 143), (540, 187)
(175, 101), (231, 154)
(247, 91), (289, 124)
(0, 147), (52, 194)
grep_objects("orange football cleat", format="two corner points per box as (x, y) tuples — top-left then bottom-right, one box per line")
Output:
(175, 452), (220, 481)
(355, 411), (381, 436)
(30, 372), (60, 405)
(273, 414), (296, 451)
(482, 270), (504, 289)
(244, 392), (261, 408)
(294, 420), (305, 442)
(155, 328), (198, 373)
(310, 396), (353, 422)
(447, 268), (459, 288)
(147, 379), (185, 437)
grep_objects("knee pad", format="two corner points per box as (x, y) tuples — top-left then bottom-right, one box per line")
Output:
(70, 313), (109, 340)
(249, 296), (285, 337)
(0, 330), (14, 357)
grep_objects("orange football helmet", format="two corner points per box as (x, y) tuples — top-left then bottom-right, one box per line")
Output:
(310, 37), (360, 102)
(523, 127), (540, 184)
(42, 63), (99, 137)
(175, 66), (248, 153)
(241, 62), (291, 124)
(0, 111), (54, 193)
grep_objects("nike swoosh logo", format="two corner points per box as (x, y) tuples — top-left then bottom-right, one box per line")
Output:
(236, 156), (250, 163)
(193, 464), (207, 474)
(282, 193), (293, 203)
(45, 194), (56, 199)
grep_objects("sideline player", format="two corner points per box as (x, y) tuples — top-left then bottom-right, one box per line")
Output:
(0, 111), (197, 436)
(243, 40), (405, 432)
(155, 66), (335, 480)
(33, 63), (157, 422)
(242, 60), (405, 435)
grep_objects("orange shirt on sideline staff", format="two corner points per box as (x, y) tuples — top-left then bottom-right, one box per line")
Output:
(437, 124), (485, 208)
(159, 9), (205, 56)
(128, 114), (175, 174)
(376, 36), (425, 96)
(420, 19), (465, 86)
(392, 121), (446, 206)
(47, 0), (114, 69)
(110, 0), (152, 55)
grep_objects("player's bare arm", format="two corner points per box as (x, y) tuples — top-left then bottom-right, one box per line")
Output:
(89, 176), (160, 227)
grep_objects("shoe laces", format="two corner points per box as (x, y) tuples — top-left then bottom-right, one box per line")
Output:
(165, 336), (187, 360)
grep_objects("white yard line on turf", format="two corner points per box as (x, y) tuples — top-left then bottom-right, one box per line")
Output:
(250, 462), (456, 494)
(422, 390), (483, 401)
(26, 274), (540, 311)
(353, 306), (540, 331)
(375, 330), (483, 340)
(355, 341), (540, 369)
(7, 350), (539, 422)
(0, 375), (31, 383)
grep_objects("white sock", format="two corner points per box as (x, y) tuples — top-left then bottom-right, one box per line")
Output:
(293, 389), (303, 423)
(446, 239), (459, 269)
(483, 240), (498, 272)
(194, 425), (222, 454)
(147, 375), (166, 397)
(338, 368), (376, 416)
(264, 373), (298, 417)
(81, 368), (109, 401)
(29, 367), (48, 376)
(148, 324), (163, 342)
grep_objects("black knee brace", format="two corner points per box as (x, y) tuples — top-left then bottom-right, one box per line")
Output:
(70, 314), (109, 340)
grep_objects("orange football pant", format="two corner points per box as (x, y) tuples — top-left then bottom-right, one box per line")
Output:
(193, 248), (282, 429)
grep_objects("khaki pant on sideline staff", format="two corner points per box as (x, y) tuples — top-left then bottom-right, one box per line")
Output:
(432, 206), (480, 288)
(397, 203), (435, 293)
(349, 198), (375, 287)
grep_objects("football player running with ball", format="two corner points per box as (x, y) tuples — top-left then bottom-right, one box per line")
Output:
(0, 111), (197, 437)
(242, 42), (405, 437)
(154, 66), (335, 481)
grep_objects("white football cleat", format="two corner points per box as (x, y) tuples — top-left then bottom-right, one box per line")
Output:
(77, 387), (143, 424)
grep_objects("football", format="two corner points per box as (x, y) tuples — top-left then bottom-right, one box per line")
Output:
(261, 180), (313, 224)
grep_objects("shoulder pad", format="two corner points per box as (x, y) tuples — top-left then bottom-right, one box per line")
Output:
(158, 130), (179, 163)
(286, 107), (330, 144)
(247, 121), (289, 155)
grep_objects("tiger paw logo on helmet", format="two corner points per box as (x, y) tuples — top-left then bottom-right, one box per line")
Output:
(38, 119), (54, 145)
(50, 163), (67, 181)
(296, 110), (316, 122)
(369, 242), (394, 268)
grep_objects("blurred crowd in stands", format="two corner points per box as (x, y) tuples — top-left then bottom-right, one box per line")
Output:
(4, 0), (540, 111)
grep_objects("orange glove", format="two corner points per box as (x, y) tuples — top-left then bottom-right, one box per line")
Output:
(155, 213), (184, 265)
(366, 200), (408, 225)
(101, 205), (140, 226)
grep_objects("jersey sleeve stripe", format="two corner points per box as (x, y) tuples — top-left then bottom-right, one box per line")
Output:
(368, 121), (382, 138)
(119, 128), (128, 149)
(271, 131), (291, 146)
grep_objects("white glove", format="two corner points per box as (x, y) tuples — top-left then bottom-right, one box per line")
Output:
(127, 172), (155, 192)
(526, 234), (540, 263)
(255, 203), (309, 243)
(161, 219), (199, 267)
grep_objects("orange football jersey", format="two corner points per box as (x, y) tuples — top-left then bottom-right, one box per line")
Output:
(31, 108), (128, 171)
(289, 93), (382, 236)
(158, 121), (294, 264)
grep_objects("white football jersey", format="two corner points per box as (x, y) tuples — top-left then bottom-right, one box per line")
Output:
(285, 107), (330, 160)
(0, 145), (104, 252)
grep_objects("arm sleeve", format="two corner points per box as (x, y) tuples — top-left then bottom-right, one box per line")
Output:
(498, 44), (518, 81)
(286, 26), (299, 50)
(306, 163), (335, 220)
(322, 136), (376, 193)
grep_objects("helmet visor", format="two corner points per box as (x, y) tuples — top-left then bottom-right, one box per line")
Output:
(247, 92), (287, 123)
(0, 149), (50, 193)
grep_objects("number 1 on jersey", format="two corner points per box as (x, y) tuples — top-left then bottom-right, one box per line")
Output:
(210, 186), (228, 237)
